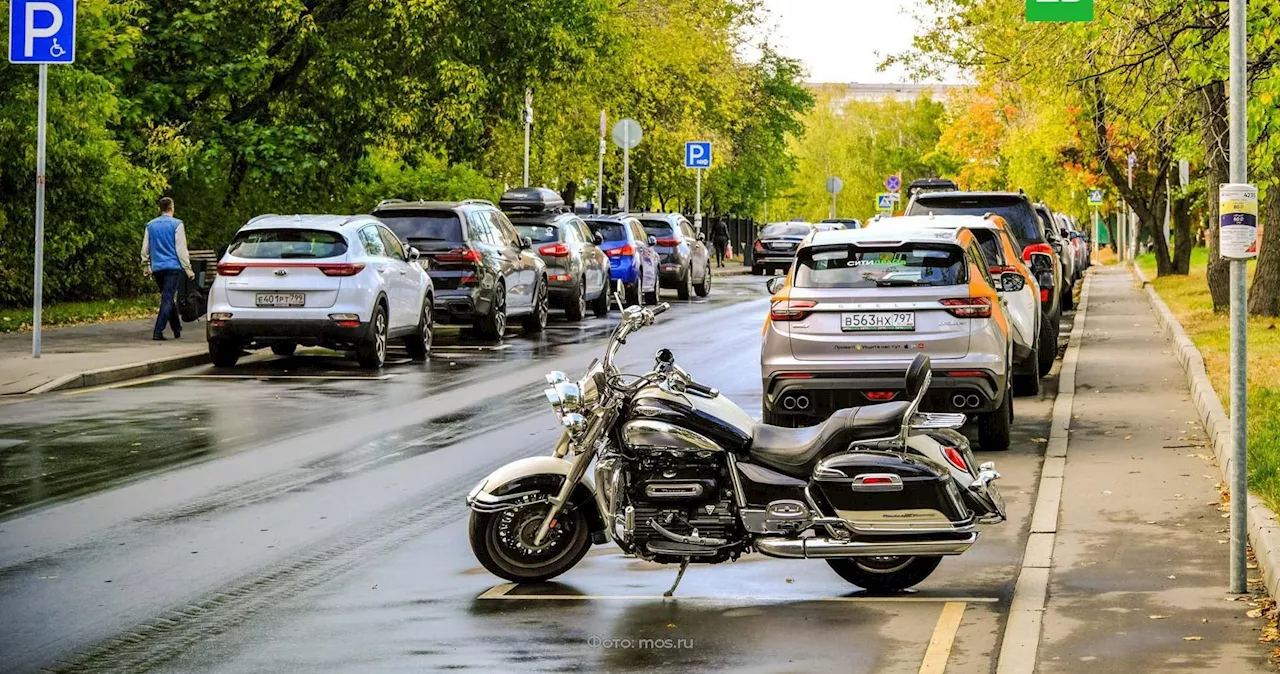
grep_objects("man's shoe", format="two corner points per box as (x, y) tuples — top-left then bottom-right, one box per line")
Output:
(153, 334), (167, 341)
(173, 330), (182, 339)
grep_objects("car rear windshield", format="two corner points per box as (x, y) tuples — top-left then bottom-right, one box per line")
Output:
(226, 229), (348, 259)
(795, 244), (967, 289)
(513, 223), (559, 244)
(639, 220), (675, 237)
(375, 211), (463, 245)
(761, 223), (812, 238)
(585, 221), (627, 242)
(905, 196), (1043, 248)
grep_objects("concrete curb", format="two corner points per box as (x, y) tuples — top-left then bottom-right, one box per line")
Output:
(26, 350), (210, 395)
(1130, 263), (1280, 600)
(710, 266), (751, 278)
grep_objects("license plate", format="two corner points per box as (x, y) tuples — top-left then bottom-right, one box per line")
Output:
(255, 292), (305, 307)
(841, 312), (915, 331)
(769, 242), (794, 250)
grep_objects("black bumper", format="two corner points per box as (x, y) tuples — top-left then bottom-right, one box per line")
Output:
(207, 319), (368, 346)
(434, 289), (489, 324)
(765, 370), (1004, 426)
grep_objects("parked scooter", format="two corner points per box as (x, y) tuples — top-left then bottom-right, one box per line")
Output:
(466, 300), (1006, 594)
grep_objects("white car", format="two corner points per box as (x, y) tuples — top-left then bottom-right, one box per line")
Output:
(207, 214), (434, 369)
(867, 214), (1042, 395)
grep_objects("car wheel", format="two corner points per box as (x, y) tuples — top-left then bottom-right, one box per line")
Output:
(677, 266), (692, 300)
(643, 273), (659, 305)
(694, 263), (711, 297)
(209, 338), (241, 368)
(356, 303), (388, 369)
(751, 265), (763, 276)
(404, 298), (433, 361)
(476, 284), (507, 341)
(1013, 357), (1041, 397)
(978, 385), (1012, 451)
(1036, 314), (1056, 377)
(564, 278), (586, 322)
(522, 277), (548, 333)
(270, 342), (297, 357)
(592, 273), (611, 317)
(1061, 282), (1075, 311)
(624, 281), (641, 307)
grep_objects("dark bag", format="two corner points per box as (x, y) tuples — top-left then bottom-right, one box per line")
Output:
(177, 273), (207, 323)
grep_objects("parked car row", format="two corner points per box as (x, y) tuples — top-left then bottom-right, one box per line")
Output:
(757, 188), (1089, 451)
(205, 189), (713, 369)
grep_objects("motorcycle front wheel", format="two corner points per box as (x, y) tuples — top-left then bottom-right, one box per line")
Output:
(469, 503), (591, 583)
(826, 556), (942, 592)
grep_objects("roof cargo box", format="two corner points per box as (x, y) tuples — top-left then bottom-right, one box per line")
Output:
(499, 187), (565, 213)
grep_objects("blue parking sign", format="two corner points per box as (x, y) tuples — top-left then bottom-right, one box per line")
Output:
(685, 141), (712, 169)
(9, 0), (76, 64)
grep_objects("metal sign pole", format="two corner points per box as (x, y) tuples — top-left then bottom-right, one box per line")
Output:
(596, 110), (605, 214)
(622, 140), (630, 213)
(32, 63), (48, 358)
(1227, 0), (1249, 595)
(830, 191), (836, 219)
(695, 168), (702, 227)
(523, 89), (532, 187)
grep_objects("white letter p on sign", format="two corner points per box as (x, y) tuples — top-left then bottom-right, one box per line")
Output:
(24, 2), (63, 57)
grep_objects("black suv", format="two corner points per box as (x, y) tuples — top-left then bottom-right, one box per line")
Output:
(904, 191), (1062, 377)
(500, 188), (611, 322)
(372, 199), (547, 340)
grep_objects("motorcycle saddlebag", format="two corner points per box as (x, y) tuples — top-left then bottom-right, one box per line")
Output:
(812, 451), (972, 532)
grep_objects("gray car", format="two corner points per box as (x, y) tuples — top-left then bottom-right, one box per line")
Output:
(502, 188), (610, 321)
(636, 213), (712, 299)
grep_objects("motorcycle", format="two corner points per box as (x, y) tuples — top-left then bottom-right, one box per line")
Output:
(466, 301), (1006, 594)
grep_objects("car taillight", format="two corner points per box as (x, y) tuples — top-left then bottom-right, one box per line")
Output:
(656, 237), (680, 247)
(990, 265), (1017, 275)
(216, 262), (245, 276)
(770, 300), (817, 321)
(944, 370), (987, 378)
(1021, 243), (1054, 262)
(437, 248), (483, 263)
(754, 240), (764, 252)
(942, 446), (970, 472)
(460, 273), (479, 285)
(606, 244), (635, 258)
(865, 391), (897, 401)
(940, 297), (992, 318)
(317, 263), (366, 277)
(539, 243), (570, 257)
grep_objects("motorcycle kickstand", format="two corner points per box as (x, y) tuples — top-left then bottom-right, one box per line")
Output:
(664, 558), (690, 598)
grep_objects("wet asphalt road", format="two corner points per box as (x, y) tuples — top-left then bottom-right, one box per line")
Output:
(0, 276), (1066, 673)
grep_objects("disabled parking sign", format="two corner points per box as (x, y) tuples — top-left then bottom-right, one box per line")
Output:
(9, 0), (76, 63)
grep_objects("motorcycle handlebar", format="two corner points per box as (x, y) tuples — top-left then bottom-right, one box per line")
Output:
(650, 302), (671, 317)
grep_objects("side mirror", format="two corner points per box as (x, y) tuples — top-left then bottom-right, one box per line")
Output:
(407, 246), (421, 261)
(519, 236), (533, 249)
(1000, 272), (1026, 293)
(648, 235), (657, 246)
(765, 277), (785, 294)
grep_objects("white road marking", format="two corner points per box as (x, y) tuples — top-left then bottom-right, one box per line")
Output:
(995, 273), (1092, 674)
(61, 374), (177, 395)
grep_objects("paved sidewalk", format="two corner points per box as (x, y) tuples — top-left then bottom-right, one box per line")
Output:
(1039, 267), (1273, 670)
(710, 262), (750, 277)
(0, 318), (208, 395)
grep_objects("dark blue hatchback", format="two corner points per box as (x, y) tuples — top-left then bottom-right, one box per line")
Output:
(583, 215), (661, 307)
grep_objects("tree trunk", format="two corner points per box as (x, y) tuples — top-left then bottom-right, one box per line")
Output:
(1248, 176), (1280, 316)
(1171, 185), (1195, 275)
(1201, 82), (1231, 311)
(561, 180), (577, 208)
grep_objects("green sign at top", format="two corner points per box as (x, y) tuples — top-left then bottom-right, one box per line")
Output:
(1026, 0), (1093, 22)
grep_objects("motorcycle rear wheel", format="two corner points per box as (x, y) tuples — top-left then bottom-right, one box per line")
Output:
(826, 555), (942, 592)
(469, 504), (591, 583)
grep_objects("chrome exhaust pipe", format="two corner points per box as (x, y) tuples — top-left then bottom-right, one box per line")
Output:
(952, 394), (968, 408)
(782, 396), (796, 410)
(755, 533), (977, 559)
(795, 395), (810, 410)
(966, 394), (981, 408)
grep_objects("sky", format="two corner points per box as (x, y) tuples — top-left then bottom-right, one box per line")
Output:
(756, 0), (951, 84)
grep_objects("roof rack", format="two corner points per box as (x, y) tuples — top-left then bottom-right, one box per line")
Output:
(376, 198), (407, 207)
(461, 198), (495, 206)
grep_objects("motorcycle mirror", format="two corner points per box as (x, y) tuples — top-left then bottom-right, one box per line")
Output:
(655, 348), (675, 364)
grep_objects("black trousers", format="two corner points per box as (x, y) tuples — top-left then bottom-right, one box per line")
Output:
(153, 270), (182, 337)
(713, 238), (729, 266)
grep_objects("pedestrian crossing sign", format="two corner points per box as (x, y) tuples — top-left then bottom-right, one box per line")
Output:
(876, 194), (895, 211)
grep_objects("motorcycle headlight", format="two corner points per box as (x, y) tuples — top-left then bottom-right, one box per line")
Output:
(561, 413), (588, 436)
(544, 382), (583, 417)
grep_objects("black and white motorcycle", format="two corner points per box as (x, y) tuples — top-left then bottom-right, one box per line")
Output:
(467, 302), (1006, 594)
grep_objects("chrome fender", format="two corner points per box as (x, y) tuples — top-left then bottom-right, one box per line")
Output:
(466, 457), (605, 534)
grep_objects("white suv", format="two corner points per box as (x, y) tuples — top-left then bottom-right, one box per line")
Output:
(207, 214), (434, 369)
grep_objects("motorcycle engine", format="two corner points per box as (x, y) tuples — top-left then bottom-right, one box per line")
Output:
(626, 449), (742, 564)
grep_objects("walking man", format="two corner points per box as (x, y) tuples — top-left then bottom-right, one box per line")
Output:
(711, 216), (731, 268)
(141, 197), (194, 340)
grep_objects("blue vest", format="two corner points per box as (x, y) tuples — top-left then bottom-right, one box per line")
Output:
(147, 215), (182, 272)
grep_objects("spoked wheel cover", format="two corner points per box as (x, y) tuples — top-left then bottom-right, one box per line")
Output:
(373, 310), (387, 362)
(493, 291), (506, 335)
(488, 504), (577, 570)
(535, 281), (548, 328)
(421, 302), (433, 352)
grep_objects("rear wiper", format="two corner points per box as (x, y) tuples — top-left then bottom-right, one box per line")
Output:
(408, 236), (448, 242)
(875, 278), (925, 287)
(279, 252), (318, 258)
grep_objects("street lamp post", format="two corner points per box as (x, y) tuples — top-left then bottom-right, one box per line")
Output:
(1226, 0), (1250, 595)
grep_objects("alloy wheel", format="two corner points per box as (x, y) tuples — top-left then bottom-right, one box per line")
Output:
(374, 311), (387, 363)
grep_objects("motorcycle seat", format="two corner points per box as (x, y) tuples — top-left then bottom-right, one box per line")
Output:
(748, 402), (910, 478)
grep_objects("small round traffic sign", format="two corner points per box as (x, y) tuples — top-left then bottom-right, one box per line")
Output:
(825, 176), (844, 194)
(886, 175), (901, 192)
(611, 119), (642, 149)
